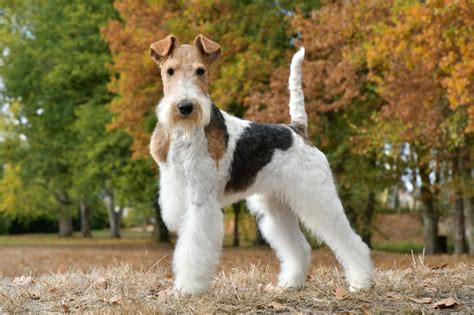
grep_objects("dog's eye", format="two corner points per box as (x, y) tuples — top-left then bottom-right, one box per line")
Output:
(167, 68), (174, 76)
(195, 67), (205, 77)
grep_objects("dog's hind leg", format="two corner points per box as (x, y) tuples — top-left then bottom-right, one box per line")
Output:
(247, 194), (311, 288)
(285, 175), (373, 292)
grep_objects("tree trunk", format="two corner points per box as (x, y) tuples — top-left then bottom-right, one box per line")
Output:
(232, 203), (241, 247)
(453, 196), (466, 255)
(56, 191), (73, 237)
(361, 190), (375, 248)
(338, 185), (358, 229)
(80, 201), (92, 238)
(460, 144), (473, 255)
(153, 197), (169, 243)
(461, 136), (474, 255)
(58, 211), (73, 237)
(109, 207), (122, 239)
(419, 164), (439, 254)
(453, 150), (467, 255)
(104, 190), (122, 238)
(459, 144), (474, 255)
(464, 193), (474, 255)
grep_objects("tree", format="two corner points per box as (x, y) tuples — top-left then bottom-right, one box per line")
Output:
(72, 101), (134, 238)
(0, 0), (118, 236)
(363, 0), (473, 254)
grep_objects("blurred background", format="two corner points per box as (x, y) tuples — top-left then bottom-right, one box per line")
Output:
(0, 0), (473, 276)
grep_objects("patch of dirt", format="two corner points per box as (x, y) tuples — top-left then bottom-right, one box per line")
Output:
(0, 244), (472, 278)
(372, 213), (423, 243)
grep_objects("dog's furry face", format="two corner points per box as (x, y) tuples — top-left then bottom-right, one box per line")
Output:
(150, 35), (222, 134)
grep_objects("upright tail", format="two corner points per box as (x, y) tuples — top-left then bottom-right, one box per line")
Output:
(288, 47), (307, 136)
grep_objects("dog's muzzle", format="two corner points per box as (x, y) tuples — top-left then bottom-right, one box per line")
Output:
(177, 100), (194, 116)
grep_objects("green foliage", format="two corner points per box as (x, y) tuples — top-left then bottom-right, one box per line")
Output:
(0, 0), (132, 227)
(0, 164), (56, 220)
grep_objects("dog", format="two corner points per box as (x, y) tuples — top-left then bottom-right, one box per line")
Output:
(149, 34), (373, 295)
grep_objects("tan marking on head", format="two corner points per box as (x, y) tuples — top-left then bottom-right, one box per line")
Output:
(150, 35), (222, 131)
(150, 122), (171, 163)
(150, 35), (178, 64)
(160, 45), (211, 96)
(150, 34), (222, 97)
(193, 34), (222, 63)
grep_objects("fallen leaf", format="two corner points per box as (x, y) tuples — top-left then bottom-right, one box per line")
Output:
(268, 301), (285, 311)
(409, 297), (432, 304)
(335, 286), (348, 301)
(108, 296), (120, 305)
(429, 263), (448, 270)
(61, 304), (70, 312)
(432, 297), (458, 309)
(360, 304), (370, 315)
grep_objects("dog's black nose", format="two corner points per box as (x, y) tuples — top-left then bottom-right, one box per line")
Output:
(178, 101), (194, 116)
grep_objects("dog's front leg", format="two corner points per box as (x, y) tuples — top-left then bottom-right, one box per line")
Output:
(172, 175), (223, 294)
(159, 166), (187, 232)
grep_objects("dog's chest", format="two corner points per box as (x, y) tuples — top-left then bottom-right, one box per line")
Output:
(167, 106), (229, 170)
(168, 134), (203, 166)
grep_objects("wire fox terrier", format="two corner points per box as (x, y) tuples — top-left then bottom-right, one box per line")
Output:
(149, 34), (373, 295)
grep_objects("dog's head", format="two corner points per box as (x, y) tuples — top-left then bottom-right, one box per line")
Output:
(150, 34), (222, 133)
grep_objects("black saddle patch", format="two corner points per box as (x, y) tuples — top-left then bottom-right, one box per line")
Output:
(225, 123), (293, 193)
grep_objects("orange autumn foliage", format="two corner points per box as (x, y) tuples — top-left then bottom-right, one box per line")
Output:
(101, 0), (179, 158)
(247, 1), (473, 151)
(245, 2), (390, 138)
(365, 0), (474, 146)
(103, 1), (290, 158)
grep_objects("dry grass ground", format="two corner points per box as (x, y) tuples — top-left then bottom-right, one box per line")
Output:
(0, 258), (472, 313)
(1, 220), (473, 313)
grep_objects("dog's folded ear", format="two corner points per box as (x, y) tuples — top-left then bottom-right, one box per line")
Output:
(150, 35), (178, 65)
(194, 34), (222, 63)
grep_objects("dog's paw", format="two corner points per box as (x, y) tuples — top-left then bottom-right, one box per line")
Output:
(347, 273), (373, 292)
(277, 273), (306, 290)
